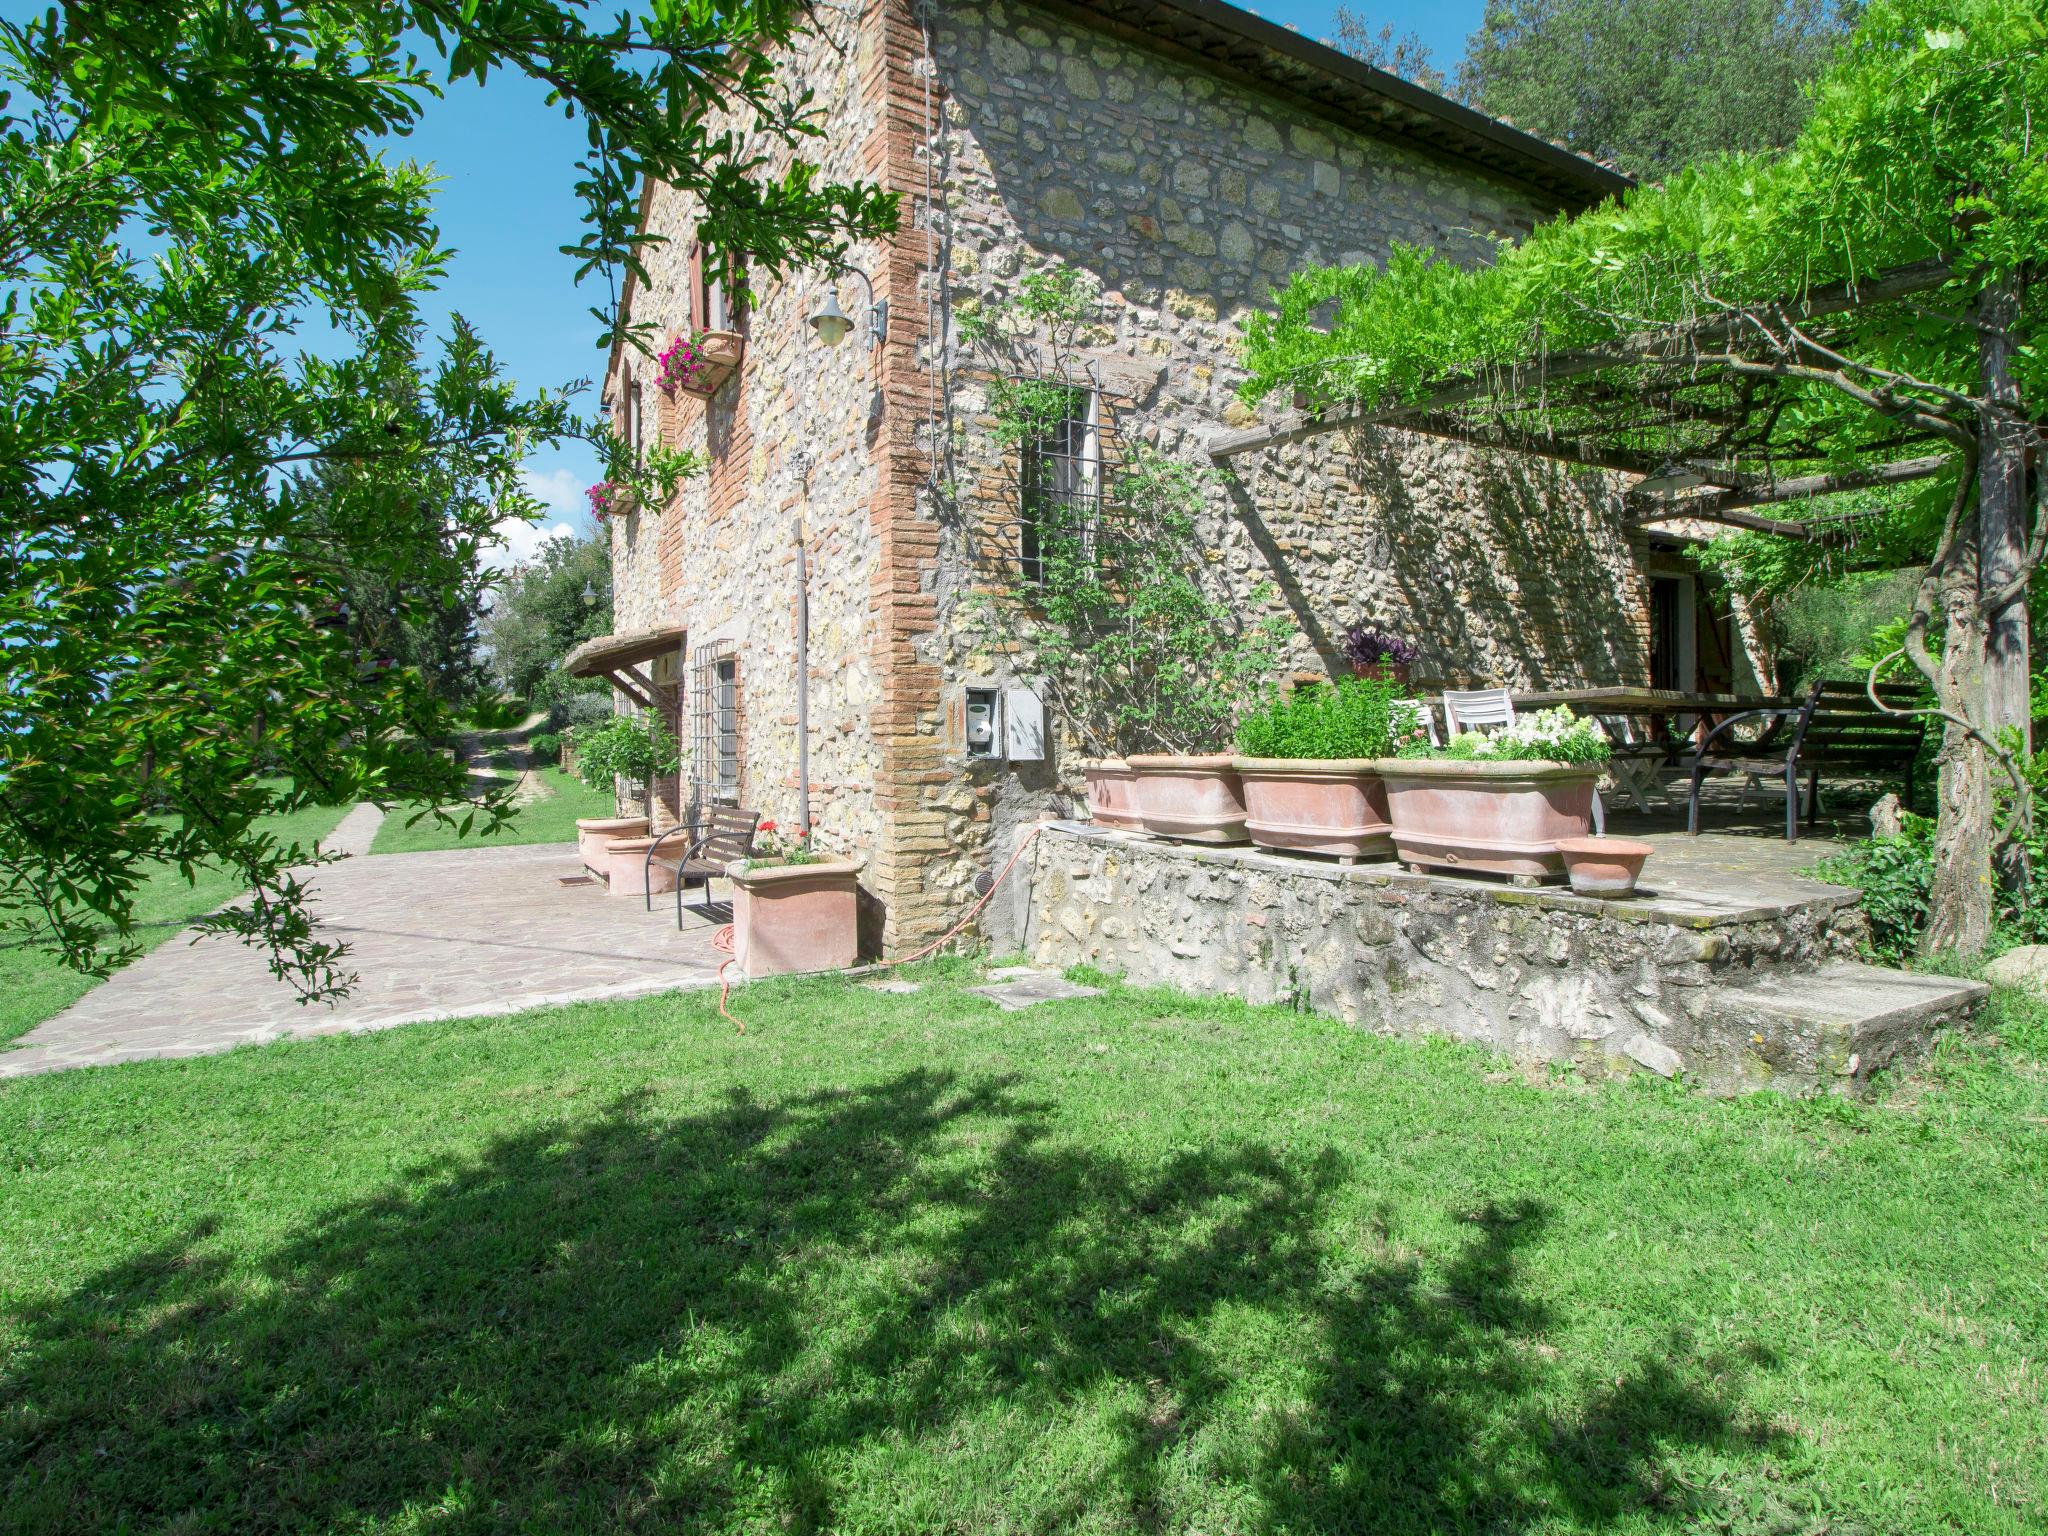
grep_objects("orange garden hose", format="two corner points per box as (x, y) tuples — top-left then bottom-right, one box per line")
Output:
(710, 821), (1047, 1034)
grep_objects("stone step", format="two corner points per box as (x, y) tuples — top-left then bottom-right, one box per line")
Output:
(1695, 962), (1988, 1097)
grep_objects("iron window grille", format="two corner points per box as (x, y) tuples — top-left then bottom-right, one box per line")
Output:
(688, 643), (740, 812)
(1018, 386), (1105, 585)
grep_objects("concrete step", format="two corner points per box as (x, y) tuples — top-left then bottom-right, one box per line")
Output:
(1695, 962), (1988, 1096)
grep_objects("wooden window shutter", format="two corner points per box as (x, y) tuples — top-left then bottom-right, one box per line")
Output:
(687, 241), (708, 332)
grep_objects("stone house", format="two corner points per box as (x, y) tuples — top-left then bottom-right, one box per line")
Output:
(580, 0), (1741, 954)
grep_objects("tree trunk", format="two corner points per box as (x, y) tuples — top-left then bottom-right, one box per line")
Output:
(1923, 591), (1996, 956)
(1978, 276), (2030, 745)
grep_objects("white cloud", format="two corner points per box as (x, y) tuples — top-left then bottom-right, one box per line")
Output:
(478, 467), (583, 574)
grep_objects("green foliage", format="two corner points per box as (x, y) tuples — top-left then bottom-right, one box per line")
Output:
(1761, 570), (1922, 693)
(1457, 0), (1854, 179)
(1813, 822), (1937, 962)
(1243, 1), (2048, 427)
(481, 528), (615, 712)
(466, 696), (530, 731)
(1815, 736), (2048, 956)
(571, 714), (681, 794)
(528, 732), (561, 764)
(1236, 674), (1405, 759)
(0, 1), (892, 995)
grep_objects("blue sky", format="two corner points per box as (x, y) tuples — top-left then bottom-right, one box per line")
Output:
(17, 1), (1485, 557)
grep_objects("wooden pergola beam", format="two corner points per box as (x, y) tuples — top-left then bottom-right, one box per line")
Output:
(1636, 453), (1952, 518)
(1206, 257), (1954, 461)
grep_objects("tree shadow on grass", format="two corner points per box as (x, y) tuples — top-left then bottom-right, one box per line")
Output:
(1, 1070), (1782, 1532)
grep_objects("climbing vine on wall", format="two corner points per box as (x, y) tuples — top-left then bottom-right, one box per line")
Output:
(954, 267), (1286, 758)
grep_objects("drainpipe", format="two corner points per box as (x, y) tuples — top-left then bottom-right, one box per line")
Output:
(794, 516), (811, 832)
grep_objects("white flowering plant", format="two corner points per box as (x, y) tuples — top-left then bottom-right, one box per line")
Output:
(1408, 706), (1611, 765)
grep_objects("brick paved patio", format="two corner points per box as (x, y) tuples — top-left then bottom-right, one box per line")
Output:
(1, 819), (727, 1078)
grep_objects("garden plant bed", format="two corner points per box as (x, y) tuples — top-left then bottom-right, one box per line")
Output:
(1018, 822), (1985, 1096)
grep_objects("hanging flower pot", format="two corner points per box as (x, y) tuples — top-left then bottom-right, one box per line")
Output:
(658, 329), (745, 399)
(586, 480), (638, 524)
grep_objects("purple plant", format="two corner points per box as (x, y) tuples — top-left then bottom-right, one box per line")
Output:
(1341, 624), (1419, 669)
(655, 333), (710, 396)
(586, 480), (629, 523)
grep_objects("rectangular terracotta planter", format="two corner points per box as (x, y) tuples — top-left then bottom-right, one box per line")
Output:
(1128, 754), (1249, 844)
(675, 329), (745, 398)
(1081, 759), (1143, 830)
(729, 857), (862, 978)
(1232, 758), (1393, 862)
(1373, 757), (1601, 882)
(577, 816), (649, 877)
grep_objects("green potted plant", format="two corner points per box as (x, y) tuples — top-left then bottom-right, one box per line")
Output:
(1374, 707), (1613, 883)
(570, 714), (682, 896)
(1232, 673), (1404, 862)
(728, 820), (863, 978)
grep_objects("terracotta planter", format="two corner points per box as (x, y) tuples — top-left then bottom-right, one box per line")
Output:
(1232, 758), (1393, 862)
(1349, 659), (1412, 688)
(675, 329), (745, 398)
(1128, 754), (1249, 844)
(1373, 757), (1602, 882)
(577, 816), (648, 876)
(728, 857), (862, 978)
(1081, 759), (1143, 830)
(1558, 836), (1654, 898)
(601, 833), (679, 900)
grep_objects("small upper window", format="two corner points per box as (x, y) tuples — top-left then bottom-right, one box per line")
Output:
(621, 374), (645, 466)
(690, 240), (745, 333)
(1020, 386), (1101, 584)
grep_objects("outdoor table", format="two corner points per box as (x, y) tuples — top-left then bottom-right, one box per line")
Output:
(1510, 687), (1799, 812)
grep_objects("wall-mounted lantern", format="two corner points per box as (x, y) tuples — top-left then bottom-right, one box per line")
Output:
(807, 265), (888, 351)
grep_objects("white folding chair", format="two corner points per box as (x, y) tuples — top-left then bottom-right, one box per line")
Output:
(1442, 688), (1515, 735)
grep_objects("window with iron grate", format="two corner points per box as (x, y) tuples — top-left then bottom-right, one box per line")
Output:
(688, 643), (740, 811)
(1019, 386), (1102, 586)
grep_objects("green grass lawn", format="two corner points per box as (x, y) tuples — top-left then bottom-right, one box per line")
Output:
(2, 962), (2043, 1533)
(369, 765), (616, 855)
(0, 798), (352, 1048)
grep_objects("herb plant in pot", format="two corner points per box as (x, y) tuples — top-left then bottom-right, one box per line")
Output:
(728, 820), (863, 978)
(1375, 707), (1612, 883)
(1232, 674), (1402, 862)
(571, 714), (683, 897)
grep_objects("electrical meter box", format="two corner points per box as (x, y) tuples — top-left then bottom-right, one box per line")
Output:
(961, 684), (1045, 763)
(964, 688), (1000, 759)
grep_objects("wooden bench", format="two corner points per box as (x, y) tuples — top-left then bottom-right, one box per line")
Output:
(643, 806), (758, 925)
(1685, 680), (1927, 841)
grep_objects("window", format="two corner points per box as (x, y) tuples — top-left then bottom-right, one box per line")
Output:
(622, 374), (644, 466)
(688, 644), (740, 809)
(689, 241), (745, 333)
(1020, 386), (1101, 584)
(715, 659), (739, 800)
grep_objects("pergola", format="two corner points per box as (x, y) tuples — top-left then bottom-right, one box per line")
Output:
(1205, 258), (1969, 550)
(561, 624), (687, 710)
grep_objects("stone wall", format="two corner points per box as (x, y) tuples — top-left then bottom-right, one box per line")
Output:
(1017, 824), (1904, 1096)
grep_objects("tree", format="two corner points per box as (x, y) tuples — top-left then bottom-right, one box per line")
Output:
(1239, 0), (2045, 954)
(1457, 0), (1857, 178)
(481, 530), (616, 716)
(0, 2), (895, 997)
(1329, 10), (1448, 92)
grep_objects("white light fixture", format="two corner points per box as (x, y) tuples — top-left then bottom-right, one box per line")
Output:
(807, 290), (855, 347)
(807, 265), (887, 351)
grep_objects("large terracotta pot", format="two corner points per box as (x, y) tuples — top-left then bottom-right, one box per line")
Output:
(1232, 758), (1393, 862)
(1373, 757), (1601, 882)
(728, 857), (863, 978)
(1081, 759), (1143, 830)
(577, 816), (649, 876)
(1127, 754), (1249, 845)
(602, 833), (680, 900)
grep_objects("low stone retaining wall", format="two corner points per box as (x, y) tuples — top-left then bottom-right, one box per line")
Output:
(1016, 822), (1908, 1095)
